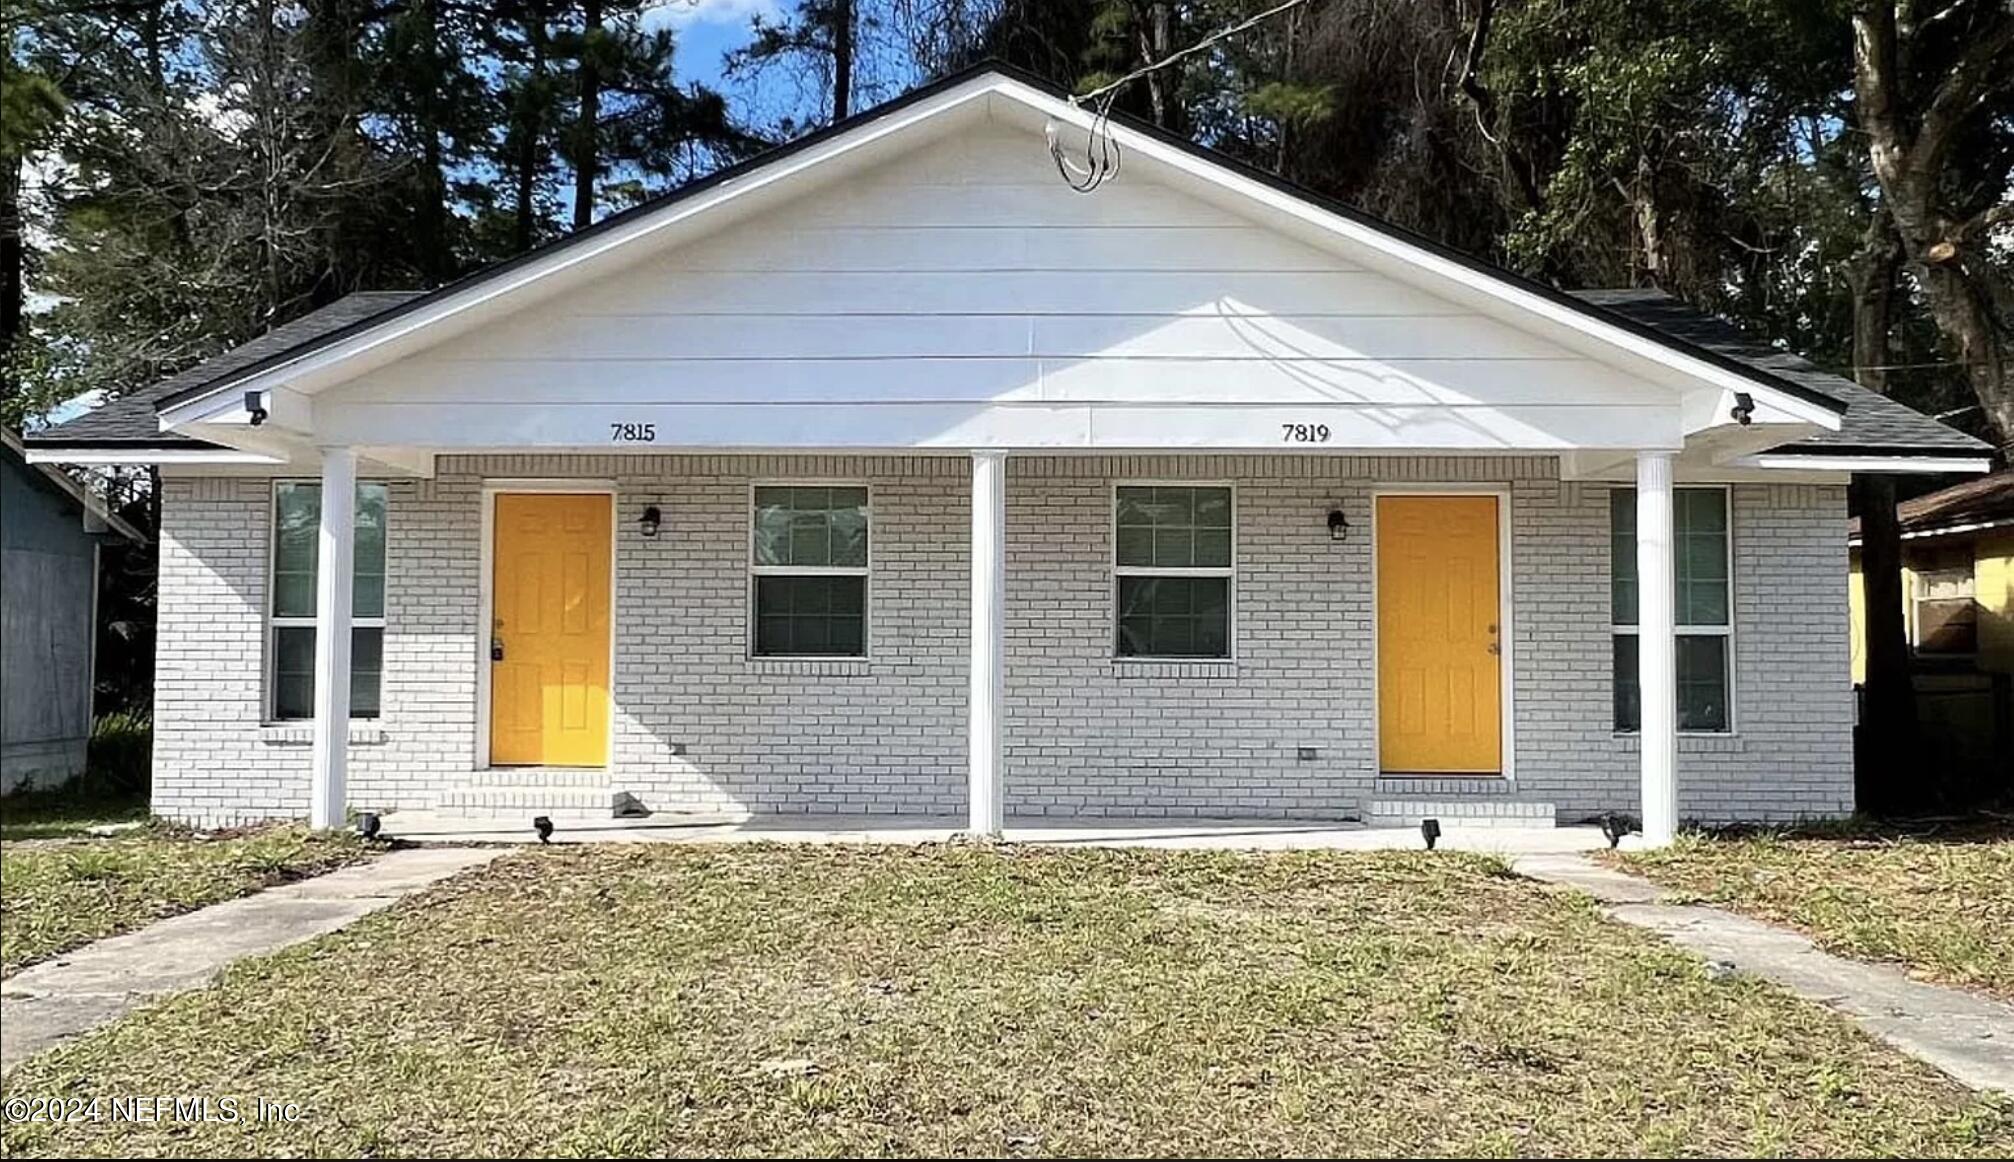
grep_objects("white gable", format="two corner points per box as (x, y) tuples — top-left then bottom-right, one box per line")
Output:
(159, 73), (1838, 461)
(311, 125), (1698, 452)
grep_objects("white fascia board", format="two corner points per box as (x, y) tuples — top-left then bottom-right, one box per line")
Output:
(157, 76), (1005, 430)
(1007, 83), (1842, 432)
(25, 446), (285, 466)
(1849, 518), (2014, 547)
(1735, 453), (1993, 474)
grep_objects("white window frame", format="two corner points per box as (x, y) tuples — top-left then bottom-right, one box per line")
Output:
(1110, 481), (1237, 662)
(1908, 547), (1978, 658)
(267, 478), (387, 723)
(747, 480), (873, 660)
(1611, 483), (1736, 735)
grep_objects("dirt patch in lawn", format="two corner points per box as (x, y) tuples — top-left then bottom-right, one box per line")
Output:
(3, 843), (2009, 1157)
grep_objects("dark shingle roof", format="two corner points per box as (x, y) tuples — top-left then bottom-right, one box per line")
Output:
(1570, 289), (1990, 456)
(1847, 470), (2014, 539)
(25, 292), (423, 447)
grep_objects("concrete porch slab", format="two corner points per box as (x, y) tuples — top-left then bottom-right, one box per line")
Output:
(380, 808), (1631, 854)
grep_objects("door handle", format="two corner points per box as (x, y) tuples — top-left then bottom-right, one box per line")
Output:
(491, 637), (505, 662)
(1486, 642), (1500, 655)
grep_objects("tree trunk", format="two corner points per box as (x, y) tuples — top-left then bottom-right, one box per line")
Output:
(515, 3), (548, 254)
(572, 0), (601, 231)
(1, 152), (21, 374)
(1847, 207), (1917, 814)
(1852, 0), (2014, 452)
(417, 0), (451, 281)
(830, 0), (853, 122)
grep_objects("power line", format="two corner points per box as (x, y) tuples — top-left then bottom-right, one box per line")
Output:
(1048, 0), (1314, 193)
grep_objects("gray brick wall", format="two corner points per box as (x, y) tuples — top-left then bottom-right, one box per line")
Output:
(150, 455), (1852, 827)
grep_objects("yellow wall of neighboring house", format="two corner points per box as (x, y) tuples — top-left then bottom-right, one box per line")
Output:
(1979, 530), (2014, 674)
(1849, 529), (2014, 683)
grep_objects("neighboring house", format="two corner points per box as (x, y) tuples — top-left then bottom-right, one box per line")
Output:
(1, 429), (146, 793)
(1847, 471), (2014, 794)
(1848, 470), (2014, 680)
(20, 65), (1993, 842)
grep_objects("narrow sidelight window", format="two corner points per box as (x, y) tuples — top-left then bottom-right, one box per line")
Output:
(1611, 487), (1732, 732)
(751, 485), (870, 657)
(1114, 485), (1234, 659)
(269, 481), (387, 721)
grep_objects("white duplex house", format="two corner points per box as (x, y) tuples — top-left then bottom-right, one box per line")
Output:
(26, 65), (1992, 843)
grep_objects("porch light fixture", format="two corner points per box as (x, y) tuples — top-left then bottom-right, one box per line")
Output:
(1420, 818), (1441, 850)
(639, 505), (662, 538)
(1326, 508), (1349, 542)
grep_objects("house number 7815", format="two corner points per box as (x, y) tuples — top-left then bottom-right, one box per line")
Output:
(1281, 423), (1331, 443)
(609, 422), (657, 442)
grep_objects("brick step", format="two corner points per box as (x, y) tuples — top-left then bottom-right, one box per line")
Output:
(1367, 799), (1557, 829)
(432, 785), (618, 814)
(460, 767), (610, 789)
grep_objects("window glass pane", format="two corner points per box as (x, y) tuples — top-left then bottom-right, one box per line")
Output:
(350, 628), (384, 718)
(1115, 486), (1232, 569)
(274, 484), (320, 618)
(1677, 634), (1729, 732)
(753, 488), (794, 565)
(273, 482), (389, 618)
(354, 484), (388, 619)
(1614, 632), (1730, 733)
(1612, 488), (1727, 628)
(753, 485), (868, 568)
(753, 575), (867, 657)
(1117, 576), (1231, 658)
(1612, 634), (1640, 733)
(273, 626), (318, 720)
(1610, 489), (1638, 626)
(1675, 489), (1728, 627)
(271, 626), (383, 720)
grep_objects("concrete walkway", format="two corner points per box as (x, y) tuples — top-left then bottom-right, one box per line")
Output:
(0, 846), (498, 1074)
(1513, 853), (2014, 1094)
(383, 809), (1628, 854)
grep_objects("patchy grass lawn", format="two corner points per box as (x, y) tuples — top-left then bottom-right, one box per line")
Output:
(5, 845), (2009, 1158)
(1, 809), (371, 975)
(1611, 819), (2014, 1000)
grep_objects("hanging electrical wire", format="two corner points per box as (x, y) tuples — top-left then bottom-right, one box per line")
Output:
(1048, 0), (1315, 193)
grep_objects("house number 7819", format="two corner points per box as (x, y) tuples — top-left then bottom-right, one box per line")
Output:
(1281, 423), (1331, 443)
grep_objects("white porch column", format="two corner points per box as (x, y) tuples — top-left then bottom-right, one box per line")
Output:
(1635, 450), (1678, 847)
(967, 449), (1007, 836)
(309, 447), (357, 831)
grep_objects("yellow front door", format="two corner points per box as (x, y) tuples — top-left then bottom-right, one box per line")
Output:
(1377, 495), (1502, 773)
(490, 493), (611, 766)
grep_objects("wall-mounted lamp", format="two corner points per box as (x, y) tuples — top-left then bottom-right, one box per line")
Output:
(1326, 508), (1349, 542)
(639, 505), (662, 538)
(1730, 391), (1755, 426)
(245, 390), (268, 427)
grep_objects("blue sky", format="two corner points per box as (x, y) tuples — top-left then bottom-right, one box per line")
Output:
(648, 0), (787, 118)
